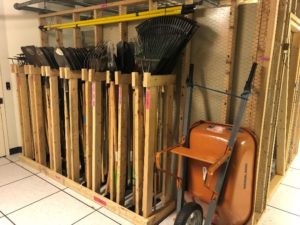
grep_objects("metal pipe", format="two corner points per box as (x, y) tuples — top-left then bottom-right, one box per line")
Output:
(14, 0), (44, 9)
(15, 5), (55, 14)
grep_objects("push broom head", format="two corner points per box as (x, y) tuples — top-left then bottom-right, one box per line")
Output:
(135, 15), (198, 75)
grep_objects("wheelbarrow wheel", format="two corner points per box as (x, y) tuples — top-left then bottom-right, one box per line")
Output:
(174, 202), (203, 225)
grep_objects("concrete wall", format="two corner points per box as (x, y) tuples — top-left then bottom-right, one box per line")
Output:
(0, 1), (40, 152)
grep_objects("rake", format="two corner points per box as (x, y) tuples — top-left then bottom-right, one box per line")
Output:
(135, 15), (198, 74)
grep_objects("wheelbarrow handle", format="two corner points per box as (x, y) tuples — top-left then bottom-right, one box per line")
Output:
(243, 62), (257, 93)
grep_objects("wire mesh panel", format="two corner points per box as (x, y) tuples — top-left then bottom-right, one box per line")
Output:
(190, 6), (230, 124)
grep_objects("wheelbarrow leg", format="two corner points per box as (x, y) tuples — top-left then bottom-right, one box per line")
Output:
(177, 64), (194, 212)
(177, 156), (187, 212)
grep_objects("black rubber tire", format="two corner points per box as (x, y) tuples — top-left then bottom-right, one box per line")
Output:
(174, 202), (203, 225)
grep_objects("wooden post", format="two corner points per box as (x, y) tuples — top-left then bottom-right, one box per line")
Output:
(276, 66), (289, 175)
(39, 18), (48, 47)
(55, 16), (63, 47)
(26, 71), (37, 161)
(66, 67), (80, 181)
(142, 78), (158, 217)
(31, 66), (47, 166)
(249, 0), (281, 222)
(90, 69), (103, 192)
(107, 71), (117, 201)
(12, 66), (34, 159)
(115, 72), (130, 205)
(132, 72), (144, 214)
(119, 6), (128, 41)
(221, 1), (238, 123)
(73, 13), (81, 48)
(83, 69), (93, 189)
(178, 0), (192, 141)
(94, 9), (103, 45)
(162, 85), (174, 204)
(46, 67), (62, 173)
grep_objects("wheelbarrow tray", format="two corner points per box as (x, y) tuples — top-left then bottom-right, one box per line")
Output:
(171, 121), (257, 225)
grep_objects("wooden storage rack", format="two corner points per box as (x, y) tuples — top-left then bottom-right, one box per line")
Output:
(11, 63), (177, 225)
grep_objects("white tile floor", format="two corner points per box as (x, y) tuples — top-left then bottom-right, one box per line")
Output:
(0, 153), (299, 225)
(0, 155), (132, 225)
(257, 153), (300, 225)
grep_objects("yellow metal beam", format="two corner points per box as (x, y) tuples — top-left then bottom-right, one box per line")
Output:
(43, 6), (183, 30)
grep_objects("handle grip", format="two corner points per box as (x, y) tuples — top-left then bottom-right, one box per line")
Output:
(244, 62), (257, 92)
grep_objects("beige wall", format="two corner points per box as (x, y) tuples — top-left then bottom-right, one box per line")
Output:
(0, 1), (40, 152)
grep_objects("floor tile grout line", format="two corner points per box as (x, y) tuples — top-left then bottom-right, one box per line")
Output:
(7, 159), (39, 176)
(0, 162), (12, 167)
(5, 156), (127, 224)
(6, 190), (62, 216)
(280, 183), (300, 190)
(0, 174), (34, 188)
(71, 210), (99, 225)
(0, 210), (16, 225)
(96, 210), (122, 225)
(8, 157), (106, 211)
(62, 189), (104, 211)
(267, 204), (300, 217)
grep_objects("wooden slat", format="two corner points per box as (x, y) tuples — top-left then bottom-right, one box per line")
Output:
(33, 73), (47, 165)
(132, 72), (144, 214)
(20, 155), (175, 225)
(44, 77), (53, 169)
(91, 72), (103, 192)
(88, 71), (106, 82)
(84, 70), (93, 189)
(143, 74), (175, 88)
(55, 16), (63, 47)
(250, 0), (281, 218)
(116, 72), (129, 205)
(39, 18), (48, 47)
(178, 0), (193, 142)
(49, 76), (62, 173)
(108, 73), (117, 201)
(119, 6), (128, 41)
(73, 13), (81, 48)
(27, 74), (37, 161)
(162, 85), (174, 204)
(220, 1), (238, 123)
(94, 9), (103, 45)
(64, 79), (72, 179)
(142, 86), (158, 217)
(69, 79), (80, 181)
(276, 62), (289, 175)
(115, 73), (131, 85)
(18, 73), (34, 158)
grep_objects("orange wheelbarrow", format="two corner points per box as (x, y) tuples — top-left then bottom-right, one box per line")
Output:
(156, 63), (258, 225)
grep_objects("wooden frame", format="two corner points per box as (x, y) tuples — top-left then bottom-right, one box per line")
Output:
(20, 155), (175, 225)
